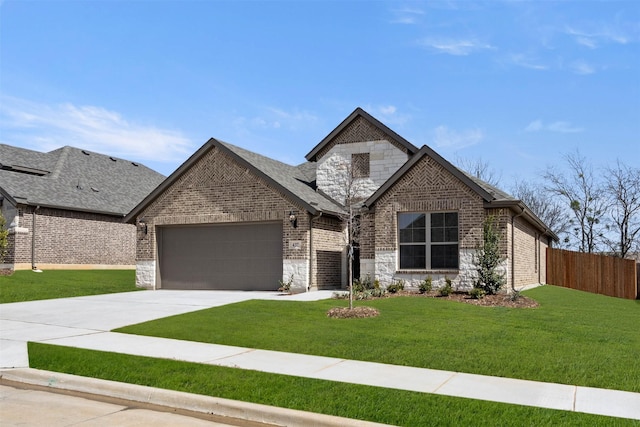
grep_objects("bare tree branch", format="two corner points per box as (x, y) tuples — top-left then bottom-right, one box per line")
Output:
(602, 160), (640, 258)
(454, 155), (502, 187)
(542, 150), (607, 253)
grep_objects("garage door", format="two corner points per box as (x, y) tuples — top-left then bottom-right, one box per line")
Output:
(158, 222), (283, 290)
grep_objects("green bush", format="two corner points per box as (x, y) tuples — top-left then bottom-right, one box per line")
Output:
(438, 278), (452, 296)
(469, 287), (486, 299)
(419, 277), (432, 294)
(474, 215), (506, 295)
(387, 279), (405, 294)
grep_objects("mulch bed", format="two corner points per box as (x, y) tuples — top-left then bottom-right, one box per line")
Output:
(327, 306), (380, 319)
(327, 290), (538, 318)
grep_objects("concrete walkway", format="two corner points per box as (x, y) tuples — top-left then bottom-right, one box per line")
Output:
(1, 290), (639, 422)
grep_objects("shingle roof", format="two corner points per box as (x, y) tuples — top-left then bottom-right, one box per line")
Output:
(218, 141), (342, 214)
(0, 144), (165, 216)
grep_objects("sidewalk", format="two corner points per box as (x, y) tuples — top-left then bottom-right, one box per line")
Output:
(1, 290), (639, 422)
(21, 330), (640, 421)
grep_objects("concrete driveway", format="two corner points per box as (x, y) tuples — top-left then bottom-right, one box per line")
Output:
(0, 290), (335, 368)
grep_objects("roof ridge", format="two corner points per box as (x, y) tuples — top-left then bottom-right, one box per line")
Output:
(50, 146), (71, 179)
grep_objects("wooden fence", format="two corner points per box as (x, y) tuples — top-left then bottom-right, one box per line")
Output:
(546, 248), (639, 300)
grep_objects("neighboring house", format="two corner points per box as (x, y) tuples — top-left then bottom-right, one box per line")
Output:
(126, 108), (557, 292)
(0, 144), (165, 271)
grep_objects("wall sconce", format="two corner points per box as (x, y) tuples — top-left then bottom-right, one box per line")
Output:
(289, 210), (297, 229)
(138, 219), (148, 235)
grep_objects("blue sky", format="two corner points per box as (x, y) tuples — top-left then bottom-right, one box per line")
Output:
(1, 0), (638, 189)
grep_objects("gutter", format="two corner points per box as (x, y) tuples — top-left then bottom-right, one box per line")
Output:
(31, 206), (40, 270)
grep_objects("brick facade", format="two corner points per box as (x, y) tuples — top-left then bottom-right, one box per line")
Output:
(5, 204), (135, 269)
(136, 146), (308, 261)
(311, 215), (344, 289)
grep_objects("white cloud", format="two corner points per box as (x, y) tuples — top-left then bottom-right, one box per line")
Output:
(0, 96), (194, 163)
(565, 26), (631, 48)
(570, 60), (596, 75)
(418, 38), (494, 56)
(365, 104), (409, 126)
(509, 53), (549, 70)
(390, 7), (424, 25)
(232, 107), (319, 133)
(524, 119), (584, 133)
(433, 125), (483, 149)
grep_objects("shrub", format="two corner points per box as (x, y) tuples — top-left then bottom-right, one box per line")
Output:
(353, 275), (374, 293)
(474, 215), (506, 295)
(387, 279), (405, 294)
(438, 278), (452, 296)
(278, 274), (293, 293)
(419, 277), (432, 294)
(469, 287), (486, 299)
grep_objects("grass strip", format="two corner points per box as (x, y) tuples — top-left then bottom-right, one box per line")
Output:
(0, 270), (138, 303)
(116, 286), (640, 393)
(28, 342), (635, 427)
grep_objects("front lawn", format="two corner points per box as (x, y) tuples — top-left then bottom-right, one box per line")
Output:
(28, 343), (633, 426)
(116, 285), (640, 393)
(0, 270), (138, 303)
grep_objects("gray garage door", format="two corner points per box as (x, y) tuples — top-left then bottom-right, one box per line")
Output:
(158, 222), (283, 290)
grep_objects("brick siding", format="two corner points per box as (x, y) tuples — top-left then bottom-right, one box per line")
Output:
(311, 215), (344, 288)
(135, 145), (309, 265)
(9, 205), (135, 266)
(373, 155), (485, 252)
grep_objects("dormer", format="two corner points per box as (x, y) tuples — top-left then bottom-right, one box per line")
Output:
(305, 108), (419, 204)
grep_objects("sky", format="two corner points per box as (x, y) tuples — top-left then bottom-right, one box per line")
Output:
(1, 0), (639, 191)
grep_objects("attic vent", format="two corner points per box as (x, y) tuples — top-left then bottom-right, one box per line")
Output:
(2, 165), (50, 176)
(131, 162), (139, 167)
(110, 157), (117, 162)
(81, 150), (90, 156)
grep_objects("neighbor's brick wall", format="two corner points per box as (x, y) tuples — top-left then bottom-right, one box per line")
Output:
(311, 215), (344, 289)
(136, 146), (309, 263)
(12, 205), (135, 266)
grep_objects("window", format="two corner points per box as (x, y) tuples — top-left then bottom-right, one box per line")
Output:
(351, 153), (370, 178)
(399, 212), (459, 270)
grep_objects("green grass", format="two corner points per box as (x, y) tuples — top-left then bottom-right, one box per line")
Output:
(116, 285), (640, 393)
(28, 342), (636, 427)
(0, 270), (138, 303)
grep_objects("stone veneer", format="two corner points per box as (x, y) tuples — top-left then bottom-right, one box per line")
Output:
(316, 140), (409, 203)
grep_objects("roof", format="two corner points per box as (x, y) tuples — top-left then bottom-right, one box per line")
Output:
(125, 139), (344, 223)
(305, 107), (419, 162)
(0, 144), (165, 216)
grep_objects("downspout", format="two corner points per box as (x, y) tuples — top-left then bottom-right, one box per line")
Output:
(511, 208), (525, 293)
(31, 206), (40, 271)
(308, 212), (322, 292)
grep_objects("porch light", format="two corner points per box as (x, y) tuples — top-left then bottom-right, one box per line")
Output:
(289, 210), (298, 228)
(138, 219), (148, 235)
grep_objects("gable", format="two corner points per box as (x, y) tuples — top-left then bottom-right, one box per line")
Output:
(137, 146), (303, 222)
(305, 108), (418, 162)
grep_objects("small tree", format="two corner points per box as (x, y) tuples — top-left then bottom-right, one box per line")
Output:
(474, 215), (506, 295)
(331, 157), (369, 310)
(0, 211), (9, 263)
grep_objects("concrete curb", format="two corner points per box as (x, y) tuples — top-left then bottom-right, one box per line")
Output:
(0, 368), (392, 427)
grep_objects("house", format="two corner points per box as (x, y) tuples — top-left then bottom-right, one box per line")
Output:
(126, 108), (557, 292)
(0, 144), (165, 271)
